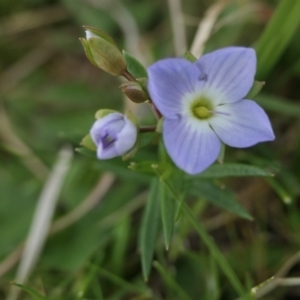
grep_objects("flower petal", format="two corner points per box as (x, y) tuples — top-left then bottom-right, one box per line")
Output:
(114, 116), (138, 154)
(163, 117), (221, 174)
(97, 143), (119, 159)
(209, 100), (275, 148)
(195, 47), (256, 104)
(148, 58), (204, 118)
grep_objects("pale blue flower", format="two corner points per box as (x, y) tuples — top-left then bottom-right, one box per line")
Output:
(90, 112), (137, 159)
(148, 47), (275, 175)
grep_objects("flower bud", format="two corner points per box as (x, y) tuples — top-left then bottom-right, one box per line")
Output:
(120, 81), (148, 103)
(80, 26), (127, 76)
(90, 112), (138, 159)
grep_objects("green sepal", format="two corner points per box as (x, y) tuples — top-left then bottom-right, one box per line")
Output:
(246, 81), (265, 99)
(122, 50), (148, 78)
(79, 38), (97, 67)
(184, 50), (197, 62)
(156, 117), (164, 133)
(122, 139), (140, 161)
(88, 37), (127, 75)
(125, 110), (139, 127)
(80, 134), (97, 151)
(95, 109), (117, 119)
(122, 132), (156, 161)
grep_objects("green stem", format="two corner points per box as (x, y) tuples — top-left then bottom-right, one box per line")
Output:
(122, 70), (137, 82)
(139, 126), (157, 133)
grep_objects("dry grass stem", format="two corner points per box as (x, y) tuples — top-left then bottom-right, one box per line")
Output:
(190, 0), (229, 58)
(167, 0), (187, 56)
(0, 5), (68, 36)
(50, 173), (115, 234)
(6, 147), (73, 300)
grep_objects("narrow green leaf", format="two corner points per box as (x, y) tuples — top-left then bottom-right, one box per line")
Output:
(255, 0), (300, 78)
(153, 261), (192, 300)
(160, 183), (175, 250)
(189, 180), (253, 220)
(256, 94), (300, 116)
(98, 268), (148, 295)
(110, 216), (131, 274)
(75, 147), (96, 159)
(12, 283), (48, 300)
(158, 178), (249, 299)
(122, 50), (148, 78)
(245, 81), (265, 99)
(139, 178), (161, 281)
(266, 177), (292, 204)
(192, 163), (274, 179)
(77, 256), (104, 300)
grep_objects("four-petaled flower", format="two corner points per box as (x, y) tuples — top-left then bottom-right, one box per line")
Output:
(148, 47), (275, 174)
(90, 112), (137, 159)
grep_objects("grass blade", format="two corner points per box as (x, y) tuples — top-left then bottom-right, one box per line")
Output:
(11, 283), (48, 300)
(153, 261), (192, 300)
(255, 0), (300, 78)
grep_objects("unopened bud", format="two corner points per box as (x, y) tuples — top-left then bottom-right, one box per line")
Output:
(80, 26), (127, 76)
(120, 82), (148, 103)
(90, 112), (138, 159)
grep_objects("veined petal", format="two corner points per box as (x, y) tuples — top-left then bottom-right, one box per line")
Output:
(195, 47), (256, 104)
(209, 100), (275, 148)
(114, 116), (137, 154)
(148, 58), (204, 118)
(163, 117), (221, 174)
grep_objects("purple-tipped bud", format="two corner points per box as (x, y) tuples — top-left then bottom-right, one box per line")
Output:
(90, 112), (138, 159)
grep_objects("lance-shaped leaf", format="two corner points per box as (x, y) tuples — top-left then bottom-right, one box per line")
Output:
(190, 163), (274, 179)
(189, 180), (253, 220)
(123, 50), (148, 78)
(139, 178), (161, 281)
(160, 182), (176, 250)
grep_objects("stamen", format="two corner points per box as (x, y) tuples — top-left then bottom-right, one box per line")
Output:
(194, 106), (210, 119)
(211, 110), (231, 117)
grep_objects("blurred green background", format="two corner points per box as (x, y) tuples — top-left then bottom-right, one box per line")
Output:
(1, 0), (300, 299)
